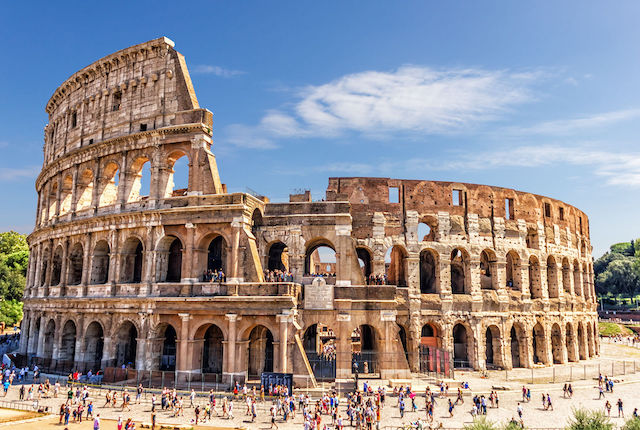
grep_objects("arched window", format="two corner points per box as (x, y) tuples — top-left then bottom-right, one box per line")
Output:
(126, 157), (151, 203)
(76, 169), (94, 212)
(164, 152), (189, 198)
(167, 238), (182, 282)
(573, 261), (582, 296)
(268, 242), (289, 272)
(419, 249), (437, 293)
(528, 256), (542, 298)
(121, 238), (143, 284)
(451, 249), (468, 294)
(356, 248), (372, 280)
(505, 251), (520, 290)
(207, 236), (227, 274)
(562, 258), (571, 294)
(98, 162), (120, 207)
(480, 250), (496, 290)
(90, 241), (110, 284)
(67, 243), (84, 285)
(385, 245), (407, 286)
(305, 242), (336, 276)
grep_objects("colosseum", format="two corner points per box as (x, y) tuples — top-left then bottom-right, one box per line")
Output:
(18, 37), (598, 386)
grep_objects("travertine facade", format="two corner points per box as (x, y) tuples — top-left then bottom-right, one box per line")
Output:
(19, 38), (598, 385)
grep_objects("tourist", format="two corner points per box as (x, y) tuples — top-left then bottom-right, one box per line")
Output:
(93, 413), (100, 430)
(605, 400), (612, 416)
(516, 402), (523, 420)
(618, 398), (624, 417)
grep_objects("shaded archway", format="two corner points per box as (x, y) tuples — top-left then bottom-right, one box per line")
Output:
(551, 323), (563, 364)
(207, 236), (227, 273)
(419, 249), (437, 293)
(39, 248), (49, 287)
(59, 320), (77, 364)
(351, 324), (378, 374)
(532, 322), (547, 365)
(480, 250), (496, 290)
(67, 243), (84, 285)
(510, 324), (525, 368)
(160, 324), (177, 371)
(505, 251), (521, 290)
(356, 247), (372, 279)
(268, 242), (289, 272)
(547, 256), (559, 298)
(577, 323), (587, 360)
(385, 245), (407, 286)
(451, 249), (468, 294)
(566, 322), (577, 362)
(51, 246), (63, 286)
(573, 261), (582, 297)
(166, 238), (183, 282)
(42, 319), (55, 360)
(420, 323), (440, 347)
(115, 321), (137, 368)
(529, 256), (542, 298)
(453, 323), (470, 368)
(84, 321), (104, 371)
(305, 242), (336, 276)
(202, 325), (224, 374)
(587, 323), (594, 357)
(485, 325), (502, 368)
(90, 241), (110, 284)
(120, 237), (143, 283)
(562, 258), (571, 294)
(248, 325), (274, 378)
(303, 323), (336, 381)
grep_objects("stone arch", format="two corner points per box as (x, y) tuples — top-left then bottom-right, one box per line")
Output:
(566, 322), (577, 362)
(247, 325), (274, 378)
(159, 323), (177, 371)
(206, 235), (228, 275)
(251, 209), (263, 238)
(305, 239), (336, 276)
(59, 319), (77, 363)
(510, 322), (526, 368)
(192, 323), (224, 374)
(156, 235), (183, 282)
(451, 248), (470, 294)
(551, 323), (563, 364)
(547, 255), (559, 298)
(83, 321), (104, 371)
(39, 247), (50, 287)
(267, 241), (289, 272)
(75, 168), (94, 212)
(67, 242), (84, 285)
(485, 324), (503, 369)
(562, 258), (571, 294)
(114, 320), (138, 368)
(352, 324), (379, 374)
(385, 245), (408, 286)
(420, 322), (441, 348)
(528, 255), (543, 298)
(417, 217), (436, 242)
(125, 155), (152, 203)
(480, 249), (497, 290)
(532, 322), (548, 365)
(90, 240), (110, 284)
(505, 250), (521, 290)
(573, 260), (582, 297)
(51, 245), (63, 286)
(47, 181), (58, 219)
(453, 322), (473, 368)
(120, 237), (143, 283)
(98, 161), (120, 207)
(577, 322), (587, 360)
(59, 174), (73, 215)
(163, 150), (190, 198)
(397, 323), (409, 364)
(42, 319), (56, 360)
(356, 247), (372, 279)
(419, 248), (438, 293)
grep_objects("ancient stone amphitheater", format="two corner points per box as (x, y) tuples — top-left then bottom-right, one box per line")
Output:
(19, 37), (598, 386)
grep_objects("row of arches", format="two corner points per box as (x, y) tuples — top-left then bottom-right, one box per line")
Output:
(39, 151), (189, 223)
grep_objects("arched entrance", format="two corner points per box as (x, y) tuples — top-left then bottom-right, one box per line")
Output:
(385, 246), (407, 286)
(84, 322), (104, 372)
(453, 323), (470, 368)
(419, 249), (437, 293)
(207, 236), (227, 273)
(577, 323), (587, 360)
(115, 321), (137, 368)
(68, 243), (84, 285)
(356, 248), (372, 280)
(532, 323), (547, 365)
(485, 325), (502, 368)
(510, 325), (524, 368)
(202, 325), (224, 374)
(160, 325), (177, 371)
(166, 238), (183, 282)
(303, 324), (336, 381)
(551, 323), (563, 364)
(351, 325), (378, 374)
(248, 325), (274, 379)
(267, 242), (289, 271)
(60, 320), (77, 369)
(451, 249), (468, 294)
(305, 242), (336, 276)
(90, 241), (110, 284)
(566, 323), (577, 362)
(121, 238), (143, 283)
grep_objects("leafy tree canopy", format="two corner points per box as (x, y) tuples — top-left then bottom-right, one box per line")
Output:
(0, 231), (28, 325)
(595, 238), (640, 297)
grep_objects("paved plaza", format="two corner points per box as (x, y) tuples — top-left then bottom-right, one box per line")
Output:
(2, 340), (640, 429)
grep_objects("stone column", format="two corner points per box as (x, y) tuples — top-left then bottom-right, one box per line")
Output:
(70, 164), (79, 217)
(60, 239), (70, 288)
(520, 263), (531, 299)
(90, 159), (101, 213)
(229, 217), (242, 282)
(183, 223), (197, 282)
(33, 244), (42, 292)
(176, 313), (191, 372)
(81, 233), (92, 290)
(335, 313), (352, 380)
(405, 255), (420, 294)
(35, 315), (47, 358)
(224, 313), (238, 384)
(135, 338), (147, 371)
(101, 337), (113, 369)
(277, 313), (290, 373)
(54, 174), (62, 219)
(335, 224), (353, 286)
(116, 152), (128, 210)
(108, 228), (119, 292)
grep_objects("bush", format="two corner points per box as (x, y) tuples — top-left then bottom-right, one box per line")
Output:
(464, 417), (498, 430)
(566, 408), (614, 430)
(622, 417), (640, 430)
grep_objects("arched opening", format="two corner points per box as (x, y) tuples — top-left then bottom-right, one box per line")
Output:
(506, 251), (520, 290)
(547, 256), (559, 298)
(587, 323), (594, 357)
(577, 323), (587, 360)
(421, 323), (440, 347)
(75, 168), (94, 212)
(47, 182), (58, 219)
(528, 256), (542, 298)
(98, 162), (120, 207)
(480, 250), (496, 290)
(351, 325), (378, 374)
(121, 238), (143, 283)
(573, 261), (582, 297)
(485, 325), (502, 368)
(43, 320), (55, 360)
(566, 322), (577, 362)
(202, 325), (224, 374)
(510, 325), (523, 368)
(166, 238), (182, 282)
(126, 157), (151, 203)
(385, 245), (407, 286)
(207, 236), (227, 274)
(251, 209), (263, 239)
(451, 249), (468, 294)
(90, 240), (110, 284)
(59, 175), (73, 215)
(562, 258), (571, 294)
(160, 325), (177, 371)
(398, 324), (409, 364)
(67, 243), (84, 285)
(39, 248), (49, 287)
(417, 222), (432, 241)
(453, 323), (470, 368)
(356, 247), (372, 280)
(303, 324), (336, 381)
(532, 322), (547, 365)
(305, 242), (336, 276)
(419, 249), (437, 293)
(59, 320), (77, 364)
(267, 242), (289, 272)
(84, 322), (104, 372)
(164, 152), (189, 198)
(248, 325), (274, 379)
(115, 321), (137, 368)
(551, 324), (563, 364)
(51, 246), (63, 286)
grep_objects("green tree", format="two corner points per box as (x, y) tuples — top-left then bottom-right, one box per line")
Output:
(566, 408), (614, 430)
(595, 258), (639, 296)
(622, 416), (640, 430)
(0, 231), (28, 255)
(610, 242), (635, 257)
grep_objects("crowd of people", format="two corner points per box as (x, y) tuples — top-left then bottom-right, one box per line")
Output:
(264, 269), (295, 282)
(366, 274), (389, 285)
(202, 269), (226, 283)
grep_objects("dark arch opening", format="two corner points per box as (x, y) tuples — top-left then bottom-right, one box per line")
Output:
(115, 322), (137, 368)
(305, 243), (336, 276)
(551, 324), (563, 364)
(419, 249), (436, 293)
(60, 320), (77, 367)
(510, 326), (521, 368)
(451, 249), (467, 294)
(160, 325), (177, 371)
(303, 324), (336, 381)
(202, 325), (224, 374)
(251, 209), (263, 238)
(207, 236), (227, 273)
(91, 241), (110, 284)
(248, 325), (274, 378)
(453, 323), (469, 368)
(351, 325), (378, 374)
(267, 242), (288, 272)
(486, 327), (494, 365)
(532, 323), (546, 364)
(121, 238), (143, 283)
(166, 238), (182, 282)
(68, 244), (84, 285)
(84, 322), (104, 372)
(43, 320), (55, 360)
(51, 247), (63, 286)
(356, 248), (372, 279)
(385, 246), (407, 286)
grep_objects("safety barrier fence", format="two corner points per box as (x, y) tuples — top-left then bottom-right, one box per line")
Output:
(488, 359), (640, 383)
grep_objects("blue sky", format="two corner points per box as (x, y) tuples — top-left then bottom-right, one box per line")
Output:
(1, 1), (640, 257)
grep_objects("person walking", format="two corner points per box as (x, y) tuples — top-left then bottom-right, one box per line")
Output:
(617, 398), (624, 418)
(605, 400), (612, 417)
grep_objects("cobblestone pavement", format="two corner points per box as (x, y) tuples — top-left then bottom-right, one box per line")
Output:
(6, 341), (640, 429)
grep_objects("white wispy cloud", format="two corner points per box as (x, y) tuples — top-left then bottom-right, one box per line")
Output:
(192, 65), (245, 77)
(223, 66), (545, 148)
(0, 166), (39, 181)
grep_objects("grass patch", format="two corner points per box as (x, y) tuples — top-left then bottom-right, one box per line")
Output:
(599, 321), (633, 336)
